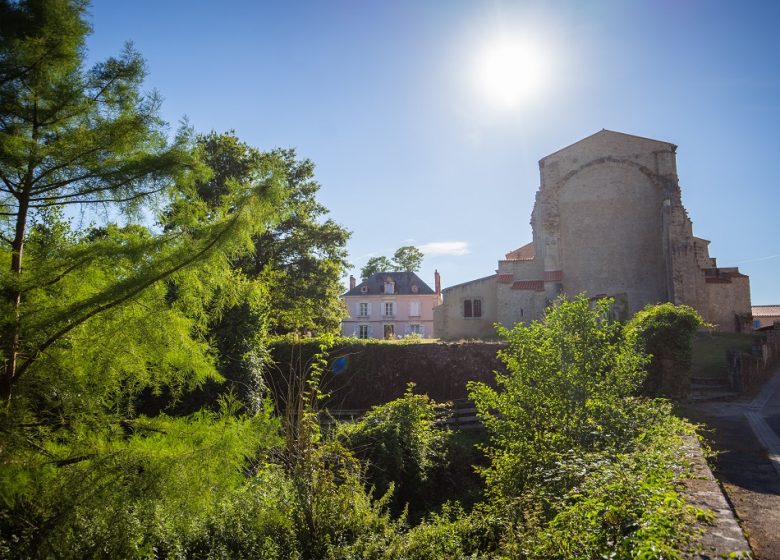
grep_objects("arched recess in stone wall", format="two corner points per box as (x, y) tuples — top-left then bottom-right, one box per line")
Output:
(557, 160), (668, 314)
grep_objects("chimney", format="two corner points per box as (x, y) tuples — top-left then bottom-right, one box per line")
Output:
(349, 275), (356, 290)
(434, 270), (441, 296)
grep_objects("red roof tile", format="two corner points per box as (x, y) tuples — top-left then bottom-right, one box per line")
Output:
(505, 242), (535, 261)
(511, 280), (545, 291)
(497, 274), (514, 283)
(544, 270), (563, 282)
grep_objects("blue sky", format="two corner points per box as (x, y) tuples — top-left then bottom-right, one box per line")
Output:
(86, 1), (780, 305)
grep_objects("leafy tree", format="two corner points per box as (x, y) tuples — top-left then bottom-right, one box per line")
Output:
(466, 296), (702, 558)
(469, 295), (649, 499)
(191, 132), (350, 338)
(0, 3), (291, 555)
(0, 0), (202, 402)
(392, 245), (423, 272)
(360, 255), (393, 279)
(359, 246), (424, 279)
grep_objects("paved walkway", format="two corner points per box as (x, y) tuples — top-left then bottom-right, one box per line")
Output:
(683, 366), (780, 560)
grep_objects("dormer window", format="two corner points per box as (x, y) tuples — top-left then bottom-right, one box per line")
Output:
(360, 285), (368, 294)
(411, 285), (419, 294)
(384, 279), (394, 294)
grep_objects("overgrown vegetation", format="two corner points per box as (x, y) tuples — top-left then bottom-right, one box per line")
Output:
(628, 303), (705, 394)
(0, 2), (708, 558)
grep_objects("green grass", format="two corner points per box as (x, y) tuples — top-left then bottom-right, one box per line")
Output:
(690, 331), (760, 378)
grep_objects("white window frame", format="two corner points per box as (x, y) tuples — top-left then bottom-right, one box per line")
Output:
(409, 301), (421, 317)
(359, 302), (369, 317)
(384, 301), (394, 317)
(358, 324), (370, 339)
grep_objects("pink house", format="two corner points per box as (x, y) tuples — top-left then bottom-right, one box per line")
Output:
(342, 271), (442, 339)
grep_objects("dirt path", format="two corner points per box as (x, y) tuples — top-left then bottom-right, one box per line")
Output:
(682, 372), (780, 560)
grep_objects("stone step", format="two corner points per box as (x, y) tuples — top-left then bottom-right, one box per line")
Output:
(688, 390), (739, 403)
(690, 376), (731, 387)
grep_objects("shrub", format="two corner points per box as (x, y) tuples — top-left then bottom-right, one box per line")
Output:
(334, 384), (451, 517)
(628, 303), (705, 395)
(468, 296), (704, 558)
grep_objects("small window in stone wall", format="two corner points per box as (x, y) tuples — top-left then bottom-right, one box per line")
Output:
(463, 298), (482, 318)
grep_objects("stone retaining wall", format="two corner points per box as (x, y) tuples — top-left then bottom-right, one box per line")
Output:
(728, 323), (780, 392)
(268, 341), (504, 410)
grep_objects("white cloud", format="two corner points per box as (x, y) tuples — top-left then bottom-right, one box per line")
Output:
(418, 241), (470, 256)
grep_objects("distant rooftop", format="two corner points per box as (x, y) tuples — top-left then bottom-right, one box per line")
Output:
(752, 305), (780, 317)
(344, 271), (435, 297)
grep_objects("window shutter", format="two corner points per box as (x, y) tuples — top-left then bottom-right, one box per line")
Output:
(367, 302), (372, 316)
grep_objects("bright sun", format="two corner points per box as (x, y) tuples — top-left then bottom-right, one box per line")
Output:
(472, 36), (549, 110)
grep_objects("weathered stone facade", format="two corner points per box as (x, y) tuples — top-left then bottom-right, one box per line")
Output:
(434, 130), (752, 339)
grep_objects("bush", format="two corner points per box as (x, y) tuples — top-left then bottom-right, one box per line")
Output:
(334, 385), (451, 517)
(628, 303), (705, 395)
(467, 296), (704, 558)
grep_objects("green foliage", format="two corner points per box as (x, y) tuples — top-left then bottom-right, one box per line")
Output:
(467, 296), (703, 558)
(359, 246), (424, 278)
(0, 3), (708, 557)
(1, 398), (283, 558)
(628, 303), (705, 372)
(470, 296), (649, 499)
(360, 256), (394, 279)
(335, 385), (451, 516)
(392, 246), (424, 273)
(193, 132), (351, 339)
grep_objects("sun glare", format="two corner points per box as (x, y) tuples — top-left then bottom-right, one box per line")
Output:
(472, 35), (550, 110)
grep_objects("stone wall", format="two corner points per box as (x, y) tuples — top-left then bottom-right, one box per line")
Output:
(434, 275), (499, 340)
(268, 340), (504, 411)
(728, 323), (780, 392)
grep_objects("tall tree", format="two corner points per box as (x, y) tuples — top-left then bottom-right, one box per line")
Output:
(392, 245), (423, 272)
(193, 132), (350, 340)
(0, 0), (191, 402)
(359, 246), (424, 279)
(360, 256), (393, 279)
(0, 1), (286, 404)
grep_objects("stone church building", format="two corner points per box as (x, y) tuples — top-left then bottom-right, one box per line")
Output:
(434, 130), (752, 339)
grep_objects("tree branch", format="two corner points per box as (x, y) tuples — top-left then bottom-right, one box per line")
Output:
(12, 211), (244, 385)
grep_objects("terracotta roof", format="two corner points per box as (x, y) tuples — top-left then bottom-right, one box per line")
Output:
(752, 306), (780, 317)
(496, 273), (514, 283)
(344, 271), (435, 296)
(511, 280), (545, 291)
(505, 242), (535, 260)
(544, 270), (563, 282)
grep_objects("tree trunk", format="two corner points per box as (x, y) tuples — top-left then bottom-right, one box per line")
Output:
(2, 167), (31, 404)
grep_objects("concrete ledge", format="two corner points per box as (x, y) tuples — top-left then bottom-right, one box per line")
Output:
(681, 436), (753, 559)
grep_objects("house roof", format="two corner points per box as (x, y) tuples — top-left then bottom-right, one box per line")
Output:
(344, 271), (435, 297)
(752, 305), (780, 317)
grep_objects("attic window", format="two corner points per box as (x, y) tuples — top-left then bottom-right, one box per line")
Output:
(384, 280), (395, 294)
(360, 286), (368, 294)
(411, 285), (419, 293)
